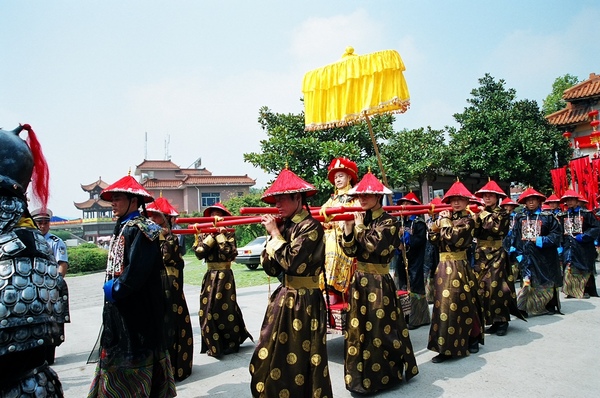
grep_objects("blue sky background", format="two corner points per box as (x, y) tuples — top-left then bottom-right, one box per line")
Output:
(2, 0), (599, 217)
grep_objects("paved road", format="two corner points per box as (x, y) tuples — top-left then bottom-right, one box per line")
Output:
(53, 270), (600, 398)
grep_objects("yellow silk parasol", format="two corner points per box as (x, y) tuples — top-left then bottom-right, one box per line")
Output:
(302, 46), (410, 189)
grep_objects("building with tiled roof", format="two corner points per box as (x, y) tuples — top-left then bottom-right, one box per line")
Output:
(72, 177), (115, 241)
(546, 73), (600, 154)
(135, 159), (256, 214)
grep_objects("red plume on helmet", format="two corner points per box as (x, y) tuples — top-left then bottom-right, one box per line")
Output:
(0, 124), (50, 208)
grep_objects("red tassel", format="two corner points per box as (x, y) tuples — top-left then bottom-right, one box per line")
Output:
(21, 124), (50, 208)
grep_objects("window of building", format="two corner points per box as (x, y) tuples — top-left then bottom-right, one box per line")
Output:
(202, 192), (221, 207)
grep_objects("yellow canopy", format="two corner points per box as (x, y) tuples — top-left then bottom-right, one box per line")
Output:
(302, 47), (410, 131)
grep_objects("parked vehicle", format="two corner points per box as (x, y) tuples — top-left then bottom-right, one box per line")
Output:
(236, 236), (267, 270)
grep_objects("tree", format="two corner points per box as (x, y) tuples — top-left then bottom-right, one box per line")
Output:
(449, 74), (571, 190)
(224, 191), (267, 246)
(542, 74), (580, 116)
(244, 105), (396, 205)
(381, 127), (449, 190)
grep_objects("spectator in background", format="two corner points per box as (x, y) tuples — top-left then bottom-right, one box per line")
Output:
(31, 207), (70, 365)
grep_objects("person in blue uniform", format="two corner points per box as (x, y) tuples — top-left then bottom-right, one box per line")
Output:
(511, 187), (563, 317)
(558, 189), (600, 299)
(31, 207), (70, 365)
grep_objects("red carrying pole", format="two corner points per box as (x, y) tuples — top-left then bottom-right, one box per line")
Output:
(173, 206), (481, 234)
(175, 215), (251, 224)
(172, 227), (236, 235)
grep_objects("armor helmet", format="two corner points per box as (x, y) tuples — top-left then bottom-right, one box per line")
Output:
(0, 125), (34, 196)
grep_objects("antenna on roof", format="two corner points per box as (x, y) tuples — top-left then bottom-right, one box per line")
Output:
(164, 134), (171, 161)
(144, 131), (148, 160)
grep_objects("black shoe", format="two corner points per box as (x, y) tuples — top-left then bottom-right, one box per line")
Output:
(495, 322), (509, 336)
(432, 354), (451, 363)
(485, 323), (499, 334)
(565, 295), (575, 299)
(468, 340), (479, 354)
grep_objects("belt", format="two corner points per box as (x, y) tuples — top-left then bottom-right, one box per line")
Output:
(439, 251), (467, 261)
(207, 262), (231, 270)
(476, 239), (502, 249)
(284, 275), (320, 289)
(356, 261), (390, 275)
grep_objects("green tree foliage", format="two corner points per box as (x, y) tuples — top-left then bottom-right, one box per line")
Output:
(244, 105), (396, 205)
(542, 74), (580, 116)
(381, 127), (448, 189)
(223, 191), (268, 246)
(449, 74), (571, 190)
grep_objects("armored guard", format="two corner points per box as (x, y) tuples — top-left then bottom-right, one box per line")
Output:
(0, 124), (66, 397)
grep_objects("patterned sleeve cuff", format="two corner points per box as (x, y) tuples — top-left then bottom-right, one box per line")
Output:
(266, 235), (286, 257)
(438, 218), (453, 228)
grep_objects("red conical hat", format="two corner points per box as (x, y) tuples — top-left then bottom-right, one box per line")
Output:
(500, 197), (518, 207)
(397, 191), (421, 205)
(348, 172), (392, 195)
(469, 195), (485, 206)
(544, 193), (560, 204)
(261, 168), (318, 204)
(441, 181), (473, 204)
(474, 179), (507, 198)
(560, 189), (580, 202)
(100, 174), (154, 203)
(430, 197), (443, 205)
(327, 157), (358, 186)
(578, 194), (588, 204)
(146, 197), (179, 217)
(517, 187), (546, 204)
(203, 202), (232, 217)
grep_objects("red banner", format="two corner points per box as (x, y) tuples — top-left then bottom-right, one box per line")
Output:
(550, 166), (569, 198)
(570, 156), (593, 209)
(592, 158), (600, 209)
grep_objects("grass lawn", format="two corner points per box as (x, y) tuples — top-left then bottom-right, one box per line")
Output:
(182, 253), (271, 289)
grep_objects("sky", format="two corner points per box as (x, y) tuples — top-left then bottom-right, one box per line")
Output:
(2, 0), (599, 218)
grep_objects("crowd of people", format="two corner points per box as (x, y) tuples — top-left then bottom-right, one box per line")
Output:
(2, 131), (598, 398)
